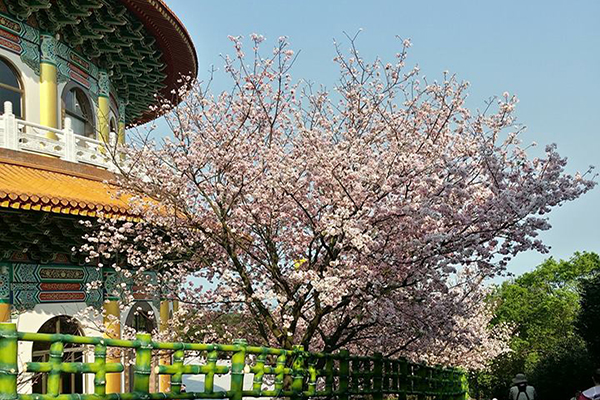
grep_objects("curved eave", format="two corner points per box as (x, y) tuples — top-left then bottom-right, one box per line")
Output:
(121, 0), (198, 124)
(2, 0), (198, 126)
(0, 148), (137, 221)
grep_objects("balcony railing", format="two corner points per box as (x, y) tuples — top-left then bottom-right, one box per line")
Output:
(0, 101), (121, 171)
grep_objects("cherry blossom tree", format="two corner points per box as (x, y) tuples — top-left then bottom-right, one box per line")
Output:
(85, 34), (595, 368)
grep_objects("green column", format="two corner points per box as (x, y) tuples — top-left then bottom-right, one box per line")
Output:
(230, 339), (246, 400)
(0, 323), (17, 400)
(133, 333), (152, 394)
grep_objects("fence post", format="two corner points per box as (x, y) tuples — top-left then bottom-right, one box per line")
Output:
(274, 353), (286, 396)
(46, 341), (64, 396)
(3, 102), (17, 151)
(351, 358), (360, 394)
(307, 357), (317, 397)
(458, 369), (469, 400)
(373, 353), (383, 400)
(252, 353), (267, 395)
(339, 350), (350, 400)
(399, 359), (408, 400)
(361, 358), (370, 393)
(169, 349), (185, 395)
(417, 365), (426, 400)
(382, 360), (390, 395)
(134, 333), (152, 395)
(291, 345), (305, 400)
(391, 360), (399, 394)
(0, 323), (17, 400)
(94, 344), (107, 396)
(204, 349), (218, 394)
(324, 356), (334, 396)
(230, 339), (246, 400)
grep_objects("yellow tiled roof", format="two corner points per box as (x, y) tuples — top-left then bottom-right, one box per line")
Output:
(0, 161), (132, 218)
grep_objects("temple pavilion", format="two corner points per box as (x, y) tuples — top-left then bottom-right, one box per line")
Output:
(0, 0), (197, 394)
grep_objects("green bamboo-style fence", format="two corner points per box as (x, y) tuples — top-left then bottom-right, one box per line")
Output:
(0, 323), (468, 400)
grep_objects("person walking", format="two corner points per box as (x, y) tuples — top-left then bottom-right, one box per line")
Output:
(508, 373), (537, 400)
(577, 368), (600, 400)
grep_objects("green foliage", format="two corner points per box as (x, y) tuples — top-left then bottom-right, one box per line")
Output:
(576, 270), (600, 360)
(471, 252), (600, 399)
(528, 335), (594, 400)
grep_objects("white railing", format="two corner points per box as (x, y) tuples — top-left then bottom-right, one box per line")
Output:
(0, 101), (122, 171)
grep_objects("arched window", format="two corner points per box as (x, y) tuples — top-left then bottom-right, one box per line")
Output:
(32, 316), (84, 394)
(62, 86), (94, 138)
(0, 57), (23, 117)
(125, 302), (156, 334)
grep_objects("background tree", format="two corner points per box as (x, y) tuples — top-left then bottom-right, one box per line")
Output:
(576, 266), (600, 360)
(85, 34), (595, 368)
(471, 252), (600, 399)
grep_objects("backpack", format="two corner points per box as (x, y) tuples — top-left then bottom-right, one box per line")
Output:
(578, 387), (600, 400)
(516, 384), (531, 400)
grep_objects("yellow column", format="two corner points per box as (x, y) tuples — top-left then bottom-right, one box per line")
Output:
(40, 34), (58, 139)
(0, 304), (10, 322)
(118, 121), (126, 144)
(98, 70), (110, 143)
(158, 300), (171, 392)
(104, 300), (122, 393)
(98, 96), (110, 143)
(117, 103), (126, 161)
(118, 101), (126, 144)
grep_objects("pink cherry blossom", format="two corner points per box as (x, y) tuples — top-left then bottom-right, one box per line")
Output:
(85, 35), (595, 369)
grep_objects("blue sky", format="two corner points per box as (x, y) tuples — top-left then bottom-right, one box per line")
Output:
(160, 0), (599, 277)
